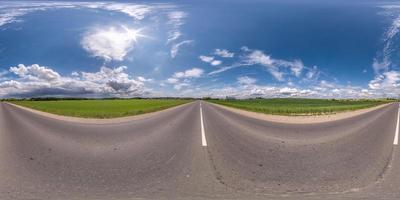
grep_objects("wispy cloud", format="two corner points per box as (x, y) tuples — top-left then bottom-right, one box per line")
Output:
(0, 2), (156, 27)
(209, 48), (311, 81)
(208, 63), (249, 75)
(373, 4), (400, 73)
(166, 11), (187, 44)
(170, 40), (193, 58)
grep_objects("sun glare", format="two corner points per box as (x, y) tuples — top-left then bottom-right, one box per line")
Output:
(121, 25), (147, 43)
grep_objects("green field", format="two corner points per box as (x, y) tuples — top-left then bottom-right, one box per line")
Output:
(10, 99), (191, 118)
(208, 98), (393, 115)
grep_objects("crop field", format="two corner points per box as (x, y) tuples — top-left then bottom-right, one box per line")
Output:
(10, 99), (192, 118)
(208, 98), (393, 115)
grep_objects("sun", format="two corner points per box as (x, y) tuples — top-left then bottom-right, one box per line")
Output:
(121, 25), (147, 43)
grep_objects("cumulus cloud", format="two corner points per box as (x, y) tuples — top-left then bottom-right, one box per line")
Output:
(0, 64), (147, 98)
(369, 70), (400, 90)
(173, 67), (203, 78)
(199, 55), (214, 63)
(166, 77), (179, 84)
(81, 25), (145, 61)
(187, 79), (376, 99)
(199, 55), (222, 66)
(165, 67), (203, 90)
(211, 60), (222, 66)
(9, 64), (60, 81)
(214, 48), (234, 58)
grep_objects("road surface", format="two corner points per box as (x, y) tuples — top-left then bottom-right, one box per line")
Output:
(0, 101), (399, 200)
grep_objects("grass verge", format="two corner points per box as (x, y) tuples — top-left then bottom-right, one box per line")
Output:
(9, 99), (192, 118)
(208, 98), (394, 116)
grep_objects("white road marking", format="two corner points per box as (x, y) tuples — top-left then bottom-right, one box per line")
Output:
(200, 102), (207, 147)
(394, 103), (400, 145)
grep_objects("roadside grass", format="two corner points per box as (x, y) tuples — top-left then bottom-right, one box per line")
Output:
(9, 99), (192, 118)
(208, 98), (394, 116)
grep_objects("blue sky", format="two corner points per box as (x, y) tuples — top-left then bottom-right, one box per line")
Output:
(0, 0), (399, 98)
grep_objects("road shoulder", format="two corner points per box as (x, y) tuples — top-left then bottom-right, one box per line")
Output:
(4, 101), (194, 124)
(207, 102), (392, 124)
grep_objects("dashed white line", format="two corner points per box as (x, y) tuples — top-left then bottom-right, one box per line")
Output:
(394, 103), (400, 145)
(200, 102), (207, 147)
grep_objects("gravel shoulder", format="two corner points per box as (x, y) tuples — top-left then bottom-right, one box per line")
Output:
(5, 101), (193, 124)
(208, 102), (393, 124)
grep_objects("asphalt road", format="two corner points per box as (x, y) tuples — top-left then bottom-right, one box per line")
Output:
(0, 101), (399, 200)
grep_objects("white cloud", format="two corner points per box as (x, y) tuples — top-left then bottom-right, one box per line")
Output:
(99, 4), (152, 20)
(241, 46), (250, 52)
(305, 66), (319, 79)
(165, 11), (194, 58)
(214, 48), (234, 58)
(166, 67), (203, 90)
(170, 40), (193, 58)
(245, 50), (305, 80)
(208, 63), (246, 75)
(137, 76), (152, 82)
(286, 60), (304, 77)
(211, 60), (222, 66)
(173, 67), (203, 78)
(0, 64), (147, 98)
(237, 76), (256, 85)
(81, 25), (145, 61)
(10, 64), (60, 81)
(244, 50), (283, 81)
(372, 58), (390, 73)
(199, 55), (214, 63)
(199, 55), (221, 66)
(369, 4), (400, 96)
(166, 77), (179, 84)
(245, 50), (274, 66)
(188, 81), (376, 99)
(0, 2), (192, 62)
(173, 82), (189, 90)
(0, 2), (156, 27)
(369, 70), (400, 90)
(372, 5), (400, 74)
(167, 11), (187, 43)
(209, 48), (315, 82)
(0, 70), (9, 82)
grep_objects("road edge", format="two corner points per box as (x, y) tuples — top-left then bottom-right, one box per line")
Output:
(206, 101), (393, 124)
(4, 101), (195, 124)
